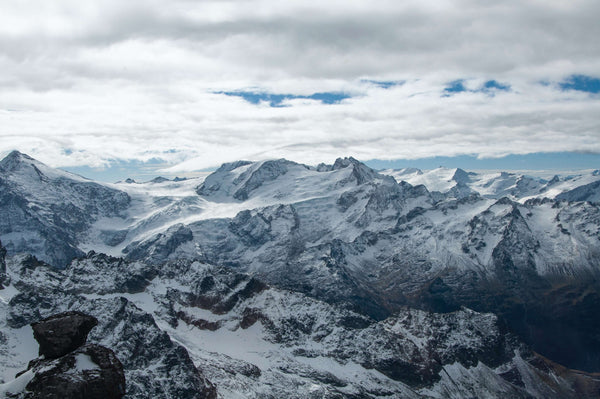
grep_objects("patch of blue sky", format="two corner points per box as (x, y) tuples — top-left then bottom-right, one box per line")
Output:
(306, 92), (353, 104)
(62, 157), (202, 183)
(360, 80), (405, 89)
(366, 152), (600, 172)
(218, 91), (352, 107)
(481, 80), (510, 91)
(443, 79), (510, 96)
(443, 80), (467, 95)
(559, 75), (600, 94)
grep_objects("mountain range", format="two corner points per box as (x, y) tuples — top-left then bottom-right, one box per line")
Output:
(1, 150), (600, 398)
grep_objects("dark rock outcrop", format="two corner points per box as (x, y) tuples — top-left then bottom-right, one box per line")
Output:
(31, 311), (98, 359)
(21, 343), (126, 399)
(5, 311), (126, 399)
(0, 239), (7, 288)
(5, 255), (217, 399)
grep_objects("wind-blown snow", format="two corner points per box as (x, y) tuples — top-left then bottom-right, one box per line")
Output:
(75, 353), (100, 371)
(0, 369), (35, 397)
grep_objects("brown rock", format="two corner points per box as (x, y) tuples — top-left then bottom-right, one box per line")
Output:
(31, 311), (98, 359)
(23, 343), (126, 399)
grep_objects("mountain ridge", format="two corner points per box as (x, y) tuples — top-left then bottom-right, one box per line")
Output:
(1, 152), (600, 376)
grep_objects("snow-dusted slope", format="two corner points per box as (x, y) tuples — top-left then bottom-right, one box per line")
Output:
(1, 249), (597, 398)
(0, 151), (131, 267)
(556, 179), (600, 203)
(126, 159), (600, 290)
(3, 152), (597, 272)
(382, 167), (600, 202)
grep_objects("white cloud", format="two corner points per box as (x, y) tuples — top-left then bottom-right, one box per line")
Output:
(0, 0), (599, 171)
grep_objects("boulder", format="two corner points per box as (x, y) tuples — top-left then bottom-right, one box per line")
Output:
(31, 311), (98, 359)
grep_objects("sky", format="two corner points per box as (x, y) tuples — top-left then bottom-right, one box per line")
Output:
(0, 0), (599, 180)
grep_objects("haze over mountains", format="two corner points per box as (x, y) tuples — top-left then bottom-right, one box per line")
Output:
(2, 150), (600, 398)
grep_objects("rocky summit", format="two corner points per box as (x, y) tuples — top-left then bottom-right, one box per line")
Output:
(1, 152), (600, 398)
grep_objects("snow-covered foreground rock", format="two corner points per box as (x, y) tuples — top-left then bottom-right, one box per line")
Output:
(1, 250), (598, 398)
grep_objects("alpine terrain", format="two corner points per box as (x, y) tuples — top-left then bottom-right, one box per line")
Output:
(1, 150), (600, 398)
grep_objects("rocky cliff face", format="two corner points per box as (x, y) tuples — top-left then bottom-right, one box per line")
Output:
(19, 343), (125, 399)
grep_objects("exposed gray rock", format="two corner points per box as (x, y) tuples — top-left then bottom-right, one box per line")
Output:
(123, 224), (193, 264)
(62, 251), (157, 295)
(195, 160), (252, 196)
(232, 159), (297, 200)
(333, 156), (380, 185)
(99, 230), (129, 247)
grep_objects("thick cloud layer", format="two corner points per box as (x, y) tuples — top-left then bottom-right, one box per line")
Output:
(0, 0), (599, 170)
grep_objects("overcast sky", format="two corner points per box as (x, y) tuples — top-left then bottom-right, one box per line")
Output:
(1, 0), (599, 175)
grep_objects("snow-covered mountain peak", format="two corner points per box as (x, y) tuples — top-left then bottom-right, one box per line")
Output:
(195, 157), (392, 205)
(0, 152), (131, 267)
(451, 168), (472, 184)
(332, 156), (385, 185)
(0, 150), (88, 184)
(214, 160), (253, 173)
(0, 150), (34, 171)
(332, 156), (361, 169)
(196, 159), (300, 200)
(148, 176), (170, 184)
